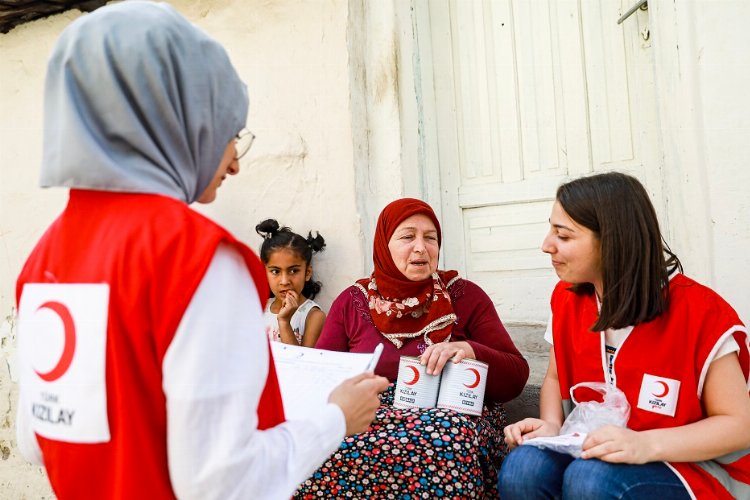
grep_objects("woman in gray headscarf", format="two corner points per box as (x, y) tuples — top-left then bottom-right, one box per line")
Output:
(15, 3), (387, 499)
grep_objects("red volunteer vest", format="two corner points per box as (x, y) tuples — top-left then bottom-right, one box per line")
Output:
(551, 275), (750, 499)
(16, 190), (285, 499)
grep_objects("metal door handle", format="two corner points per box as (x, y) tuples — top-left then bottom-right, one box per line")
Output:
(617, 0), (647, 24)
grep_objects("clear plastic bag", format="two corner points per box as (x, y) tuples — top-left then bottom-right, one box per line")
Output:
(523, 382), (630, 457)
(560, 382), (631, 434)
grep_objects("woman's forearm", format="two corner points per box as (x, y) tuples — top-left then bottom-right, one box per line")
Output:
(539, 376), (564, 428)
(644, 353), (750, 462)
(642, 414), (750, 463)
(539, 349), (564, 428)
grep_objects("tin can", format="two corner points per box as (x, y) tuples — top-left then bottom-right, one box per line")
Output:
(436, 358), (488, 416)
(393, 356), (440, 409)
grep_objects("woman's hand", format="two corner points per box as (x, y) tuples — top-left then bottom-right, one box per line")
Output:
(420, 341), (475, 376)
(328, 372), (390, 435)
(503, 418), (561, 449)
(581, 425), (654, 464)
(277, 291), (300, 321)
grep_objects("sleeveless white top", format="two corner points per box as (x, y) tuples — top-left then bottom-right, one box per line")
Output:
(264, 298), (321, 344)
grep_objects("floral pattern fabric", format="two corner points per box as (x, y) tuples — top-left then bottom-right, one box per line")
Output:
(294, 385), (508, 499)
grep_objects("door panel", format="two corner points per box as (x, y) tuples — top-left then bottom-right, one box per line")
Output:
(421, 0), (661, 322)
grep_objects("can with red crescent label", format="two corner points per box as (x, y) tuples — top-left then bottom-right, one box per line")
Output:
(436, 358), (488, 416)
(393, 356), (440, 409)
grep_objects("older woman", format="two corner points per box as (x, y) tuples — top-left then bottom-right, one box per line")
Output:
(296, 198), (529, 499)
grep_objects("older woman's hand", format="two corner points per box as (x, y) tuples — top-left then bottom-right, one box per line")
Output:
(420, 341), (475, 376)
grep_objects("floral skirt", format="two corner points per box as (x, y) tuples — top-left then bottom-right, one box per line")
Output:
(294, 385), (508, 499)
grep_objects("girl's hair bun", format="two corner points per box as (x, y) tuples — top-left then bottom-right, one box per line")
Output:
(307, 232), (326, 253)
(255, 218), (280, 239)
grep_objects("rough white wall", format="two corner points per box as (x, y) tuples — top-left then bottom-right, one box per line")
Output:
(0, 0), (366, 494)
(181, 0), (367, 301)
(347, 0), (419, 267)
(650, 0), (750, 322)
(690, 2), (750, 322)
(0, 9), (79, 496)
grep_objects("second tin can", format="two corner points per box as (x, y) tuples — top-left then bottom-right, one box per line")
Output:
(436, 358), (488, 416)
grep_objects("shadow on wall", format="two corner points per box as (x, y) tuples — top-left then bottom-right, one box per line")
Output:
(504, 323), (547, 423)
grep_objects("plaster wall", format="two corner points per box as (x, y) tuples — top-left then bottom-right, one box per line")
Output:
(0, 0), (368, 494)
(688, 2), (750, 321)
(650, 0), (750, 322)
(1, 10), (78, 496)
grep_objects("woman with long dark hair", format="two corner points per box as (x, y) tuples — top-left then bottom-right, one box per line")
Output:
(499, 172), (750, 499)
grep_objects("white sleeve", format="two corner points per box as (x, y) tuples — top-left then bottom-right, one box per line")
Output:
(711, 335), (740, 362)
(16, 386), (44, 465)
(544, 312), (553, 345)
(163, 243), (345, 500)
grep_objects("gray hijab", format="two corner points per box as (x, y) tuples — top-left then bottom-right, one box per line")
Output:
(40, 1), (248, 204)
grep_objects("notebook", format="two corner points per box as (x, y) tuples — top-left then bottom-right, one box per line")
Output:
(269, 343), (382, 421)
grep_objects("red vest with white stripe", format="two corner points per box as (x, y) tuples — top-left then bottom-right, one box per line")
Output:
(551, 274), (750, 499)
(16, 190), (285, 499)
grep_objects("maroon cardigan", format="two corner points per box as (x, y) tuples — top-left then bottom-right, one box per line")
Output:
(316, 278), (529, 403)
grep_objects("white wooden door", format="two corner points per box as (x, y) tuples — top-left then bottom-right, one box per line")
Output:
(416, 0), (662, 322)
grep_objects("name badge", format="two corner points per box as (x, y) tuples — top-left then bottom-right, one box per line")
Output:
(637, 373), (680, 417)
(18, 284), (110, 443)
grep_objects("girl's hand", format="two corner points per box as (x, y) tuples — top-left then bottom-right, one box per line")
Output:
(277, 291), (300, 321)
(503, 418), (561, 449)
(420, 341), (475, 376)
(581, 425), (654, 464)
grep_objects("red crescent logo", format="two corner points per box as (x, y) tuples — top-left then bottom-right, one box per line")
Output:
(404, 365), (420, 385)
(464, 367), (481, 389)
(652, 380), (669, 398)
(35, 301), (76, 382)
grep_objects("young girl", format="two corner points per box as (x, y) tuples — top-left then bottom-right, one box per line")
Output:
(256, 219), (326, 346)
(499, 172), (750, 499)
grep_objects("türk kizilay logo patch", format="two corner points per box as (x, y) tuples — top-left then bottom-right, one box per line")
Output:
(18, 284), (111, 443)
(637, 373), (680, 417)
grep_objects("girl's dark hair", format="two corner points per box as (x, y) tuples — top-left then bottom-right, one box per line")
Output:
(557, 172), (682, 331)
(255, 218), (326, 299)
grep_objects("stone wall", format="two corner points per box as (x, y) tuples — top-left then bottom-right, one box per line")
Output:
(503, 324), (546, 424)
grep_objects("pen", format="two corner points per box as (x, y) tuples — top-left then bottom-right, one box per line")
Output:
(364, 343), (384, 372)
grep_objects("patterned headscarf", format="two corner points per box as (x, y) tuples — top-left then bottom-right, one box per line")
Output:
(39, 1), (247, 204)
(357, 198), (459, 348)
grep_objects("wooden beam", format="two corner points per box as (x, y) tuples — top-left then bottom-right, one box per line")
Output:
(0, 0), (107, 34)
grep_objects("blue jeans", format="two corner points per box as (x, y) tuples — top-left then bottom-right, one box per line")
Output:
(497, 445), (691, 499)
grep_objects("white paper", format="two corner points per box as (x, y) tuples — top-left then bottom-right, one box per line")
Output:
(522, 432), (587, 457)
(270, 343), (377, 421)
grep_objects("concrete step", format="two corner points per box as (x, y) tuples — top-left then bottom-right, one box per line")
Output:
(503, 323), (548, 423)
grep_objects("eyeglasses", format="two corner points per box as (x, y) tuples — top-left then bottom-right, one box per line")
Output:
(235, 128), (255, 160)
